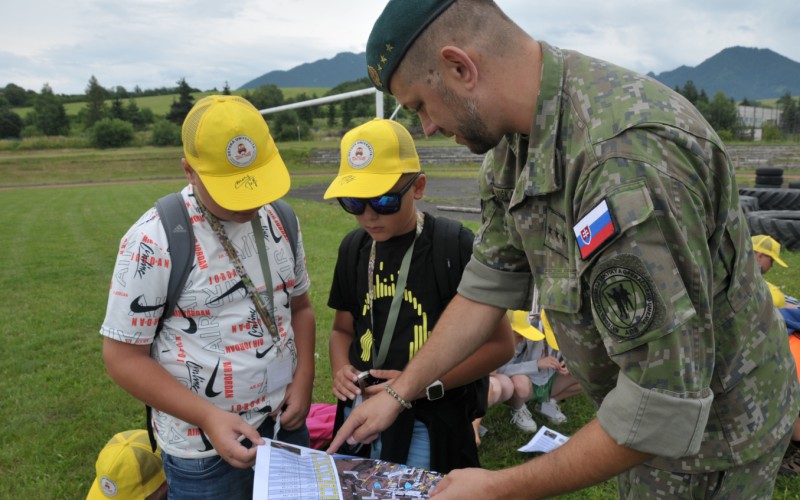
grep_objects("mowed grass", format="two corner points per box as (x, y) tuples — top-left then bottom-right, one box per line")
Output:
(11, 87), (331, 118)
(1, 148), (799, 498)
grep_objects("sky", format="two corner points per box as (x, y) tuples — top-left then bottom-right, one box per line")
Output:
(2, 0), (799, 96)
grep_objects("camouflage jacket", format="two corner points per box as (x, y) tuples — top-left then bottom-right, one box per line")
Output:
(458, 42), (799, 471)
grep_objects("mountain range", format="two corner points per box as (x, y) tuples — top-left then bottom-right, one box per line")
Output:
(239, 47), (800, 101)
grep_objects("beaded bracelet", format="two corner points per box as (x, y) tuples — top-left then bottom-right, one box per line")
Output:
(384, 384), (412, 410)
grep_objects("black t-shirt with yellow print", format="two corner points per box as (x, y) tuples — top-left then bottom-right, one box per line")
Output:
(328, 212), (482, 472)
(329, 213), (471, 372)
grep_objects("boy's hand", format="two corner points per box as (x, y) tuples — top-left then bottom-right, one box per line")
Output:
(333, 364), (363, 401)
(201, 409), (263, 469)
(273, 381), (311, 431)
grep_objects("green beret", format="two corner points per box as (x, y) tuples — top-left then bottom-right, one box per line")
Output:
(366, 0), (455, 94)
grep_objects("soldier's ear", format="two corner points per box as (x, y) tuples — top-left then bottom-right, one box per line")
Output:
(439, 46), (478, 91)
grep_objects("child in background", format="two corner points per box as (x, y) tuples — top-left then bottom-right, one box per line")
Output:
(494, 309), (582, 433)
(325, 118), (513, 473)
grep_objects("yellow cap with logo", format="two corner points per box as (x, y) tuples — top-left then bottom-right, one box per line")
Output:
(324, 118), (420, 199)
(87, 430), (166, 500)
(182, 95), (289, 211)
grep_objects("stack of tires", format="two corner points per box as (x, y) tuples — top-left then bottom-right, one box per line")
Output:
(741, 167), (800, 251)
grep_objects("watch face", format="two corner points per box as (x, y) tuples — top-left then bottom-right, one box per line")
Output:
(427, 382), (444, 400)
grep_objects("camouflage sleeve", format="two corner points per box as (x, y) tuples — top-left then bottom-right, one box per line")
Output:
(458, 146), (534, 310)
(578, 155), (715, 458)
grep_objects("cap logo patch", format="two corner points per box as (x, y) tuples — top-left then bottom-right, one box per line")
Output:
(348, 140), (374, 169)
(226, 136), (257, 168)
(100, 476), (118, 497)
(235, 175), (258, 191)
(591, 265), (655, 339)
(368, 66), (382, 89)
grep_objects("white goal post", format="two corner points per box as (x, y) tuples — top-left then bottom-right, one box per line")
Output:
(258, 87), (402, 119)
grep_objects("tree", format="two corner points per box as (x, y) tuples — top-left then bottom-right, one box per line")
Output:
(109, 96), (126, 120)
(704, 91), (740, 134)
(778, 92), (799, 135)
(244, 84), (283, 110)
(326, 103), (337, 127)
(0, 102), (23, 138)
(31, 84), (69, 136)
(91, 118), (134, 148)
(223, 81), (231, 95)
(680, 80), (699, 104)
(84, 75), (108, 128)
(166, 78), (195, 124)
(269, 111), (310, 141)
(125, 99), (152, 130)
(2, 83), (29, 106)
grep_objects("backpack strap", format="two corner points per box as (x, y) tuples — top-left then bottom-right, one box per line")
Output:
(270, 199), (298, 260)
(147, 192), (195, 452)
(154, 192), (195, 333)
(342, 227), (369, 313)
(431, 216), (469, 305)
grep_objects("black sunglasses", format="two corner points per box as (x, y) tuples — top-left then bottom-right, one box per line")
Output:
(338, 172), (422, 216)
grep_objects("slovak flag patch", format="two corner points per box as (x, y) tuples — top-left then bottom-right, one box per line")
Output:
(573, 199), (618, 260)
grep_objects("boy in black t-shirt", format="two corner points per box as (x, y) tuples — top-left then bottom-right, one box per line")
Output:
(323, 118), (514, 473)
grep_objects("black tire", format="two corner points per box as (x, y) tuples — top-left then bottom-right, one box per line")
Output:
(738, 188), (800, 211)
(746, 210), (800, 251)
(739, 195), (760, 214)
(789, 180), (800, 189)
(755, 175), (783, 186)
(756, 167), (784, 177)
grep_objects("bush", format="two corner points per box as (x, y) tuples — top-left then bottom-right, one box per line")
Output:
(151, 119), (182, 146)
(91, 118), (134, 148)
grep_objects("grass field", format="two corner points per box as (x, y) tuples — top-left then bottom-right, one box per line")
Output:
(1, 147), (799, 498)
(11, 87), (331, 118)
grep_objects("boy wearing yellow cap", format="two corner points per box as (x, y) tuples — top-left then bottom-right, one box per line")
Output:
(325, 118), (513, 473)
(100, 96), (316, 499)
(88, 430), (167, 500)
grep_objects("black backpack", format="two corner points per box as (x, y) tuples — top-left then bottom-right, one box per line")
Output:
(145, 192), (299, 451)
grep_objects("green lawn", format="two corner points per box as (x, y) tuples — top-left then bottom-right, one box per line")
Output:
(11, 87), (332, 118)
(1, 148), (798, 498)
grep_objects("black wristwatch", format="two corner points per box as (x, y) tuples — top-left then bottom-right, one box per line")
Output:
(426, 379), (444, 401)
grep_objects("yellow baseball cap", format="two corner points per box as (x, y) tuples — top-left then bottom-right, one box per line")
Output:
(323, 118), (420, 199)
(182, 95), (290, 211)
(87, 430), (166, 500)
(510, 310), (545, 341)
(752, 235), (788, 267)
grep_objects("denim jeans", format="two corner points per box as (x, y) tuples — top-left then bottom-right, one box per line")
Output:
(162, 416), (310, 500)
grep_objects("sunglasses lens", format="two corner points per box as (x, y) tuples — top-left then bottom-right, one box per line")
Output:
(370, 194), (402, 215)
(338, 197), (365, 215)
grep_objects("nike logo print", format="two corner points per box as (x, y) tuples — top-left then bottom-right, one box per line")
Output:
(207, 280), (246, 307)
(267, 216), (283, 244)
(205, 359), (222, 398)
(256, 344), (274, 359)
(278, 274), (290, 309)
(198, 428), (213, 452)
(130, 295), (165, 313)
(176, 305), (197, 334)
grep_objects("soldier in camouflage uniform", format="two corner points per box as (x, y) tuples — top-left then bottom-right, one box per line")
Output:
(329, 1), (800, 498)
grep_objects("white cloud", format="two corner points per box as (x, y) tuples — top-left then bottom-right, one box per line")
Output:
(1, 0), (798, 94)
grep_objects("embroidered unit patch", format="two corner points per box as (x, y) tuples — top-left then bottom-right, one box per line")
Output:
(573, 199), (617, 259)
(591, 264), (656, 339)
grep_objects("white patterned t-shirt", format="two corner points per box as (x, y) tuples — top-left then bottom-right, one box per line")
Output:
(100, 185), (310, 458)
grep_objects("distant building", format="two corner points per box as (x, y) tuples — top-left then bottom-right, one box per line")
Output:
(738, 105), (782, 140)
